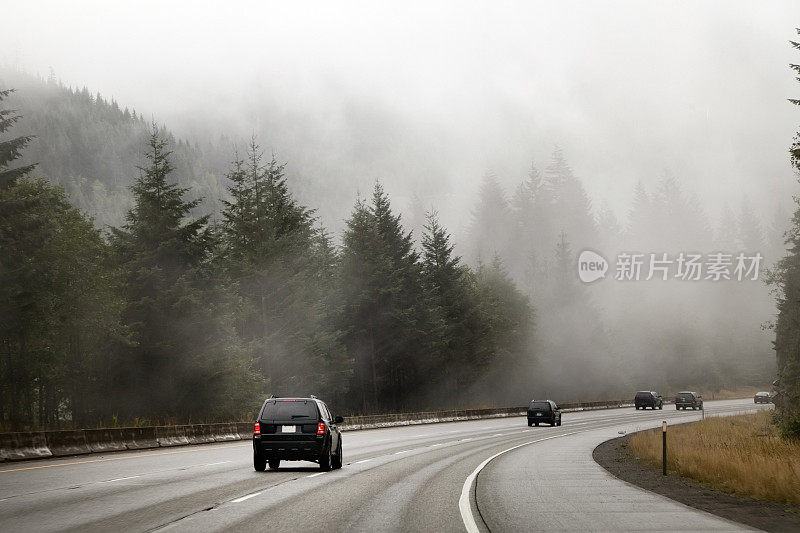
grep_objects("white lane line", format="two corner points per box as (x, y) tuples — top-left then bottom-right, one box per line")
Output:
(492, 433), (504, 437)
(460, 438), (473, 442)
(430, 443), (444, 447)
(459, 432), (577, 533)
(101, 475), (141, 483)
(203, 461), (232, 467)
(355, 459), (372, 464)
(393, 450), (410, 455)
(306, 472), (325, 478)
(232, 490), (266, 503)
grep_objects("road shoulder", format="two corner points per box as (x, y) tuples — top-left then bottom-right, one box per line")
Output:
(593, 433), (800, 532)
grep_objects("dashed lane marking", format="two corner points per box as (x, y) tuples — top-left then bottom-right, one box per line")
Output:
(0, 444), (249, 474)
(231, 490), (266, 503)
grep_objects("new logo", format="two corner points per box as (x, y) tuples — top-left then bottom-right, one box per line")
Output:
(578, 249), (608, 283)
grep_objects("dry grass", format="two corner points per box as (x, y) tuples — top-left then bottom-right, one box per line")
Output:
(628, 410), (800, 505)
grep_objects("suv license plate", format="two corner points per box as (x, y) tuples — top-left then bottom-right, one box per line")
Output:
(281, 425), (296, 433)
(535, 413), (542, 416)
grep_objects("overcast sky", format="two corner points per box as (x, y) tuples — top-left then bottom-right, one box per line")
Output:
(4, 0), (800, 232)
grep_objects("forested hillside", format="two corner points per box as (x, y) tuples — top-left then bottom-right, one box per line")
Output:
(0, 67), (781, 431)
(0, 68), (232, 228)
(0, 85), (534, 430)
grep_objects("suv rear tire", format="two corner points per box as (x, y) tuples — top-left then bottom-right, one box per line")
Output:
(319, 446), (332, 471)
(332, 446), (342, 469)
(254, 452), (266, 471)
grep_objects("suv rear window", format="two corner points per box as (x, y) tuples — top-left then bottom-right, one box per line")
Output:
(260, 400), (319, 421)
(635, 392), (652, 399)
(529, 401), (550, 409)
(677, 393), (693, 400)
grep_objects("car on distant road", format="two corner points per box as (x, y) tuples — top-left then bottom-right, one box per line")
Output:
(634, 391), (663, 410)
(754, 391), (772, 404)
(253, 396), (343, 471)
(527, 400), (562, 426)
(674, 391), (703, 410)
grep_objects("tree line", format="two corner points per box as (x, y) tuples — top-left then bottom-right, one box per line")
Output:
(0, 89), (533, 430)
(769, 30), (800, 438)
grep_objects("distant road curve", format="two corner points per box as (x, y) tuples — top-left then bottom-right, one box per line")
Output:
(0, 399), (765, 532)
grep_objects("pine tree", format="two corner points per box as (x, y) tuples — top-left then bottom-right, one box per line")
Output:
(218, 138), (348, 399)
(469, 173), (511, 265)
(0, 89), (36, 188)
(111, 126), (251, 420)
(770, 29), (800, 436)
(421, 211), (488, 400)
(339, 184), (430, 412)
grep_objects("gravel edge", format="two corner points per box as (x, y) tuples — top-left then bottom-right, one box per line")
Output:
(592, 432), (800, 532)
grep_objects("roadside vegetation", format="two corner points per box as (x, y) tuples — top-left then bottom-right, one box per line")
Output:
(0, 68), (781, 430)
(628, 411), (800, 505)
(768, 30), (800, 438)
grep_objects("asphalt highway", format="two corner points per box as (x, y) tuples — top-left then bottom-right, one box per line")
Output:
(0, 399), (768, 532)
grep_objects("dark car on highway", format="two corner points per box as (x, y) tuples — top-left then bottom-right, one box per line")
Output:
(527, 400), (562, 426)
(675, 391), (703, 410)
(754, 392), (772, 404)
(253, 396), (343, 471)
(634, 391), (663, 410)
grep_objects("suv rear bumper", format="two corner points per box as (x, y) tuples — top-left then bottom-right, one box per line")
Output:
(253, 436), (325, 460)
(527, 414), (556, 424)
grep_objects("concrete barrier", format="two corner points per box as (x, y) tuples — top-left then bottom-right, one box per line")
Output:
(122, 427), (158, 450)
(0, 431), (51, 461)
(84, 428), (127, 453)
(46, 430), (91, 457)
(212, 423), (238, 442)
(0, 399), (641, 462)
(187, 424), (215, 445)
(155, 425), (190, 447)
(236, 422), (254, 440)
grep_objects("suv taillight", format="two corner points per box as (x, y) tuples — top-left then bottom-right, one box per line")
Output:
(254, 422), (260, 436)
(317, 422), (326, 435)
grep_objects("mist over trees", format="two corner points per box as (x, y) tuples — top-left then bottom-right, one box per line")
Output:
(465, 147), (778, 402)
(0, 86), (532, 429)
(0, 60), (783, 429)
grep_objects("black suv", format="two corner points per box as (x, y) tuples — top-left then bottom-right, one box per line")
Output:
(527, 400), (562, 427)
(634, 391), (663, 410)
(675, 391), (703, 410)
(253, 397), (343, 471)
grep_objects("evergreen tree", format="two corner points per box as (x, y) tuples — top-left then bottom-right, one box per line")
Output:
(544, 147), (597, 252)
(218, 138), (349, 399)
(0, 89), (36, 188)
(1, 90), (124, 428)
(770, 30), (800, 436)
(469, 173), (511, 265)
(111, 126), (251, 420)
(339, 183), (430, 412)
(421, 212), (479, 399)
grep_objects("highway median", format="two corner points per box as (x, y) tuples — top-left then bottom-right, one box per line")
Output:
(0, 399), (633, 462)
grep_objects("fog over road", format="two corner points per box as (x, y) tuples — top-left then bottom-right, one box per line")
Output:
(0, 399), (767, 532)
